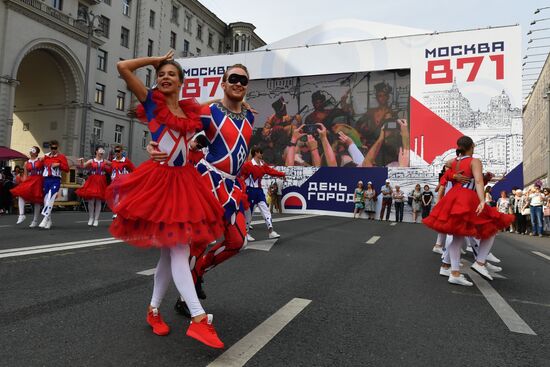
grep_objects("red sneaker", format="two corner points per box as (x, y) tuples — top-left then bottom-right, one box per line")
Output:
(146, 308), (170, 336)
(186, 314), (224, 349)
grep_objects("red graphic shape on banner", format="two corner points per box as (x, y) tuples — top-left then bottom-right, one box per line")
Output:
(284, 196), (304, 209)
(410, 97), (463, 164)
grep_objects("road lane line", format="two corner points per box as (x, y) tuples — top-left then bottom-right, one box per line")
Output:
(0, 239), (122, 259)
(0, 225), (13, 228)
(137, 268), (156, 276)
(365, 236), (381, 244)
(532, 251), (550, 262)
(250, 214), (317, 226)
(0, 237), (116, 254)
(390, 222), (397, 226)
(465, 265), (537, 335)
(207, 298), (311, 367)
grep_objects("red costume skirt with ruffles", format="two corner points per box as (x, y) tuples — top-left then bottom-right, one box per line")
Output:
(10, 176), (44, 204)
(423, 186), (514, 239)
(105, 160), (225, 249)
(76, 175), (108, 200)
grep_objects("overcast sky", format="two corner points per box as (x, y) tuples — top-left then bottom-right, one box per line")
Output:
(200, 0), (549, 47)
(199, 0), (550, 96)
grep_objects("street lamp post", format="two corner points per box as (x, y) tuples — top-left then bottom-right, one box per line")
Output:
(77, 10), (102, 158)
(545, 88), (550, 186)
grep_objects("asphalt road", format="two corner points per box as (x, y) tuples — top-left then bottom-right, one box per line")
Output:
(1, 211), (549, 366)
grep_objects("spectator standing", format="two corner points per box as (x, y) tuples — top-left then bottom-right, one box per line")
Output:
(379, 180), (393, 221)
(392, 185), (405, 222)
(353, 181), (366, 219)
(496, 190), (510, 232)
(421, 184), (434, 219)
(365, 182), (376, 220)
(410, 184), (422, 223)
(529, 185), (545, 237)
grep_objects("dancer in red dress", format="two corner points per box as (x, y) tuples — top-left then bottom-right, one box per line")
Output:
(39, 140), (69, 230)
(109, 145), (135, 219)
(76, 147), (112, 227)
(10, 146), (44, 227)
(423, 136), (514, 286)
(106, 50), (225, 349)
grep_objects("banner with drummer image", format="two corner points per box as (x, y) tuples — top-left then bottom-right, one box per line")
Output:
(246, 69), (411, 168)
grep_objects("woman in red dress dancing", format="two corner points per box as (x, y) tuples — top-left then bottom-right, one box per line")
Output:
(423, 136), (514, 286)
(76, 147), (111, 227)
(10, 146), (44, 227)
(106, 50), (225, 349)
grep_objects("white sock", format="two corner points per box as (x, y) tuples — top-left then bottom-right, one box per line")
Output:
(88, 200), (95, 221)
(18, 197), (25, 216)
(33, 204), (41, 222)
(476, 236), (495, 264)
(94, 199), (102, 221)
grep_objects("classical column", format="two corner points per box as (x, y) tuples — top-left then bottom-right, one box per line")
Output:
(0, 76), (19, 147)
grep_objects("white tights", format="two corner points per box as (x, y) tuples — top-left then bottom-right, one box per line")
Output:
(150, 245), (204, 317)
(87, 199), (102, 221)
(18, 198), (41, 221)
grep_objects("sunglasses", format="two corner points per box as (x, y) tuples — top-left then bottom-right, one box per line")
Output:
(50, 146), (58, 150)
(227, 74), (249, 86)
(114, 150), (122, 153)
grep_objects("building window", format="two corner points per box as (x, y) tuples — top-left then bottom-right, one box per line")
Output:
(142, 131), (149, 149)
(197, 24), (202, 40)
(145, 69), (152, 88)
(170, 32), (177, 49)
(93, 120), (103, 140)
(51, 0), (63, 10)
(149, 10), (155, 28)
(114, 124), (124, 144)
(196, 48), (201, 56)
(218, 40), (223, 54)
(208, 32), (213, 48)
(147, 39), (153, 56)
(122, 0), (131, 16)
(171, 5), (179, 24)
(121, 27), (130, 48)
(184, 40), (189, 53)
(116, 90), (126, 111)
(103, 0), (111, 5)
(97, 49), (107, 72)
(95, 83), (105, 104)
(185, 14), (192, 32)
(99, 16), (110, 38)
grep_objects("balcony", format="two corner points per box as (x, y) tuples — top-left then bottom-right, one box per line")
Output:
(5, 0), (103, 46)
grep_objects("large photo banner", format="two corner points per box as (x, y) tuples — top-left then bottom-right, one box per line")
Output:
(176, 25), (522, 219)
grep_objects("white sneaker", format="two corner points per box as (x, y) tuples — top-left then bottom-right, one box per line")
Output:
(448, 274), (473, 286)
(112, 214), (117, 219)
(471, 262), (493, 281)
(16, 215), (26, 224)
(268, 230), (280, 239)
(246, 234), (255, 242)
(432, 246), (444, 255)
(88, 218), (94, 226)
(486, 253), (500, 263)
(439, 267), (451, 277)
(29, 220), (38, 228)
(509, 229), (514, 233)
(466, 246), (473, 253)
(248, 225), (254, 230)
(485, 262), (502, 273)
(93, 219), (99, 227)
(38, 216), (49, 228)
(44, 217), (52, 230)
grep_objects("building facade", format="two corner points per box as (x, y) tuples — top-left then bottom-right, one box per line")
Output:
(523, 54), (550, 187)
(0, 0), (265, 164)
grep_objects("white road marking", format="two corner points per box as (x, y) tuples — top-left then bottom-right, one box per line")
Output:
(0, 238), (122, 259)
(365, 236), (381, 244)
(491, 272), (508, 280)
(75, 219), (113, 223)
(250, 214), (317, 226)
(246, 239), (278, 252)
(137, 268), (156, 276)
(207, 298), (312, 367)
(0, 225), (13, 228)
(465, 265), (537, 335)
(390, 222), (397, 226)
(532, 251), (550, 262)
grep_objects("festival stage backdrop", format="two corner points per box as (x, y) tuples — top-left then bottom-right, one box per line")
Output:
(176, 25), (522, 220)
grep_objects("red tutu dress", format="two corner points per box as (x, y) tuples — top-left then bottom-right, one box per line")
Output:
(76, 159), (110, 200)
(105, 89), (225, 249)
(10, 159), (44, 203)
(423, 156), (514, 239)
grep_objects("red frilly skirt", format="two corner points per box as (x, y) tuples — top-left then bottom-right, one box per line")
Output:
(10, 176), (44, 204)
(423, 186), (514, 239)
(76, 175), (108, 200)
(105, 160), (225, 249)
